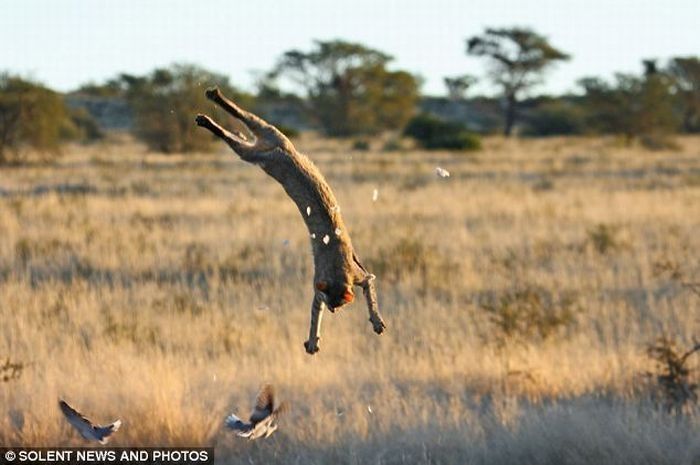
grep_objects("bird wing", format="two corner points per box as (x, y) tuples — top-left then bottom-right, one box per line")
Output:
(225, 413), (253, 437)
(58, 400), (99, 441)
(93, 420), (121, 445)
(249, 385), (274, 424)
(273, 400), (289, 418)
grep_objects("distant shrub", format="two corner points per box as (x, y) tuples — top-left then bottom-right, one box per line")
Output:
(14, 237), (74, 264)
(367, 237), (459, 294)
(586, 223), (621, 254)
(173, 293), (204, 316)
(274, 123), (299, 139)
(403, 113), (481, 151)
(652, 259), (700, 298)
(523, 101), (585, 136)
(382, 138), (402, 152)
(645, 336), (700, 416)
(479, 285), (579, 349)
(1, 357), (25, 383)
(103, 311), (160, 348)
(67, 106), (103, 142)
(578, 66), (679, 145)
(639, 134), (679, 151)
(352, 139), (370, 151)
(116, 64), (253, 153)
(183, 242), (213, 273)
(0, 73), (74, 163)
(532, 177), (555, 191)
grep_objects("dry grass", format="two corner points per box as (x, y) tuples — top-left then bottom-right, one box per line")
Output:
(1, 134), (700, 463)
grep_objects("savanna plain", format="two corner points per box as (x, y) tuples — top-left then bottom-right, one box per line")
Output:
(1, 134), (699, 464)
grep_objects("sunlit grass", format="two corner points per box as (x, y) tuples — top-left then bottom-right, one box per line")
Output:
(1, 135), (699, 463)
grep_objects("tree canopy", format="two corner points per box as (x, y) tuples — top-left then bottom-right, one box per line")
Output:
(271, 40), (419, 136)
(667, 57), (700, 133)
(0, 74), (75, 163)
(114, 64), (250, 153)
(467, 27), (570, 136)
(578, 61), (677, 144)
(444, 75), (478, 101)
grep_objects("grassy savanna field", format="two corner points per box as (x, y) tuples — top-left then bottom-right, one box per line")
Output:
(1, 134), (700, 463)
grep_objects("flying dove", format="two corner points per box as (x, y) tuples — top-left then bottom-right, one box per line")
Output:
(225, 385), (288, 440)
(58, 399), (121, 444)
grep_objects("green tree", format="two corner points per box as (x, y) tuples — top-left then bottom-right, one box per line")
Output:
(578, 75), (637, 138)
(0, 73), (73, 163)
(639, 60), (678, 137)
(271, 40), (419, 136)
(579, 61), (677, 144)
(466, 27), (570, 136)
(444, 75), (478, 101)
(116, 64), (250, 153)
(667, 56), (700, 133)
(75, 80), (123, 97)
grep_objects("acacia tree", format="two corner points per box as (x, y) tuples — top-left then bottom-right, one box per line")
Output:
(667, 56), (700, 133)
(444, 74), (478, 101)
(466, 27), (570, 136)
(270, 40), (419, 136)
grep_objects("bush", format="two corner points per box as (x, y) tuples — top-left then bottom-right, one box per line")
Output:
(639, 134), (679, 151)
(67, 106), (103, 142)
(645, 336), (700, 415)
(578, 66), (678, 144)
(352, 139), (370, 151)
(523, 101), (585, 136)
(403, 113), (480, 150)
(274, 124), (299, 139)
(0, 73), (73, 163)
(0, 357), (25, 383)
(479, 285), (579, 349)
(116, 64), (253, 153)
(366, 237), (459, 294)
(382, 138), (402, 152)
(586, 223), (621, 254)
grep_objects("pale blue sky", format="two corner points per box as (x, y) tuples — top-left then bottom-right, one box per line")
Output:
(1, 0), (698, 96)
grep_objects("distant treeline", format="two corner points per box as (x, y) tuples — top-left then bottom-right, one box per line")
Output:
(1, 27), (699, 162)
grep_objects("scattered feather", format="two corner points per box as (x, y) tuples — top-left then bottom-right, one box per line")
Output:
(311, 233), (316, 239)
(367, 404), (373, 414)
(306, 206), (311, 216)
(372, 188), (379, 202)
(322, 235), (330, 245)
(335, 228), (342, 236)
